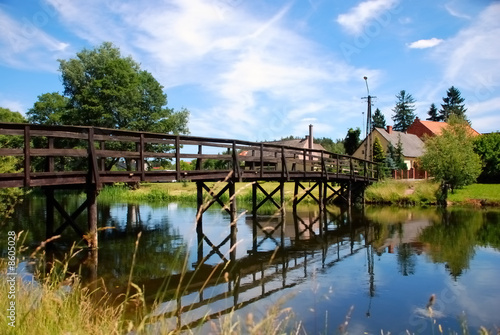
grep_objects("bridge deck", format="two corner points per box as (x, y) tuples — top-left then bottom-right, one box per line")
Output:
(0, 122), (378, 189)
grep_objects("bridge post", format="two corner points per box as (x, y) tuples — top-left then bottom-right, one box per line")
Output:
(45, 187), (54, 240)
(87, 186), (98, 249)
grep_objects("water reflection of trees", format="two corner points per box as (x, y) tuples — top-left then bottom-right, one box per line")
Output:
(98, 203), (188, 285)
(418, 209), (483, 278)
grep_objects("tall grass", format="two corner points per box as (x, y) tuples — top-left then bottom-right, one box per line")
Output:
(98, 181), (328, 205)
(365, 180), (439, 205)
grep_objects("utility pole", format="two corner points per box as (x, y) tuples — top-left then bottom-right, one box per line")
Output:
(362, 77), (376, 162)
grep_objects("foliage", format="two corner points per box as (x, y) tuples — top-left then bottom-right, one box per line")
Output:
(0, 107), (26, 220)
(364, 180), (439, 205)
(27, 42), (190, 172)
(371, 108), (386, 129)
(385, 136), (405, 171)
(314, 137), (345, 154)
(391, 90), (416, 132)
(426, 103), (440, 121)
(344, 127), (361, 155)
(27, 92), (68, 125)
(372, 137), (385, 163)
(440, 86), (468, 122)
(0, 107), (26, 149)
(474, 132), (500, 183)
(0, 107), (26, 123)
(0, 157), (25, 223)
(420, 115), (482, 197)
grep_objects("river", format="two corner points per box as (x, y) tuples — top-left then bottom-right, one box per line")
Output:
(1, 193), (500, 334)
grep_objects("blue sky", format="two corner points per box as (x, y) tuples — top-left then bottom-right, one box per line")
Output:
(1, 0), (499, 142)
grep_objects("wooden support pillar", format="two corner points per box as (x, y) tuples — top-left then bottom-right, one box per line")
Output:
(229, 181), (237, 263)
(45, 188), (54, 240)
(196, 181), (204, 264)
(87, 186), (98, 249)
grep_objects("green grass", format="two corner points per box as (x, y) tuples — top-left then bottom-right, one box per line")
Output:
(448, 184), (500, 205)
(98, 181), (328, 205)
(365, 180), (440, 205)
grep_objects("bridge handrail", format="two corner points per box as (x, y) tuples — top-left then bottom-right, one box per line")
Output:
(0, 122), (378, 188)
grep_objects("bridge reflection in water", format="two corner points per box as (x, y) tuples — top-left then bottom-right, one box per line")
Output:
(110, 205), (377, 331)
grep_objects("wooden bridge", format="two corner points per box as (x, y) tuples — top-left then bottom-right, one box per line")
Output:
(0, 122), (378, 248)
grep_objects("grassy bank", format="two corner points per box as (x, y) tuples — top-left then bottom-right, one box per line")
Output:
(98, 181), (326, 205)
(365, 180), (500, 206)
(99, 181), (500, 207)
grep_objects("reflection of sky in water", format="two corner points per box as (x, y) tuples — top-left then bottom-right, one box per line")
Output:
(3, 199), (499, 334)
(101, 203), (500, 333)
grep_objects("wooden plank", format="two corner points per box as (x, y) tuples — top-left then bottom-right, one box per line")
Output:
(93, 134), (141, 143)
(24, 126), (30, 187)
(29, 130), (88, 140)
(94, 150), (141, 159)
(0, 148), (23, 156)
(31, 148), (88, 157)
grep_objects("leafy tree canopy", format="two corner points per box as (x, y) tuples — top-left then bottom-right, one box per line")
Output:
(0, 107), (26, 123)
(474, 132), (500, 183)
(314, 137), (345, 154)
(391, 90), (416, 132)
(372, 108), (386, 129)
(420, 115), (482, 197)
(28, 42), (189, 135)
(440, 86), (467, 122)
(344, 127), (361, 156)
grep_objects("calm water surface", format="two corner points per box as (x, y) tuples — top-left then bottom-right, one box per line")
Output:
(2, 194), (500, 334)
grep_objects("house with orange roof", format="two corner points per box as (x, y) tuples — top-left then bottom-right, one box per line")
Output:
(406, 117), (480, 139)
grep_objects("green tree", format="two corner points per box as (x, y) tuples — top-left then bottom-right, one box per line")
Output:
(27, 92), (68, 125)
(0, 107), (26, 149)
(344, 127), (361, 156)
(28, 42), (190, 172)
(29, 42), (189, 134)
(474, 132), (500, 183)
(426, 103), (440, 121)
(0, 107), (26, 223)
(439, 86), (467, 122)
(314, 137), (345, 154)
(372, 137), (385, 163)
(372, 108), (386, 129)
(391, 90), (416, 132)
(420, 115), (482, 202)
(0, 107), (26, 123)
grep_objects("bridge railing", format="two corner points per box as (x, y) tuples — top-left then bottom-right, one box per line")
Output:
(0, 123), (378, 188)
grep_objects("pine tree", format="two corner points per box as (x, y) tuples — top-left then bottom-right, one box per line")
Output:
(392, 90), (416, 132)
(439, 86), (468, 122)
(372, 108), (386, 130)
(372, 137), (385, 163)
(426, 103), (440, 121)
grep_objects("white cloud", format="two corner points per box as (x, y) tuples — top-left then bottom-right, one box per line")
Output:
(0, 98), (26, 114)
(0, 9), (70, 70)
(408, 38), (443, 49)
(336, 0), (399, 36)
(444, 3), (471, 20)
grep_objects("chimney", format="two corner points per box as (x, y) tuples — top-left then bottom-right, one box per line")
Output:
(387, 125), (393, 134)
(309, 124), (313, 149)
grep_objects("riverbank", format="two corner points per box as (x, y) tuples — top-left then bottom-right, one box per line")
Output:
(98, 181), (500, 207)
(365, 180), (500, 206)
